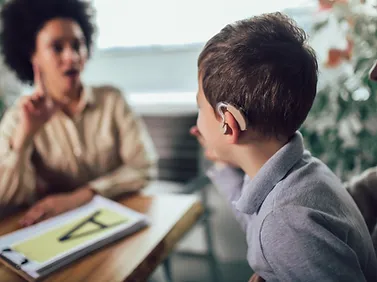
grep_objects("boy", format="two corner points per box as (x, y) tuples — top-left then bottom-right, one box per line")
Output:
(192, 12), (377, 281)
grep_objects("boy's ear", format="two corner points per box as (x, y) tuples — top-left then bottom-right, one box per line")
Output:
(223, 111), (240, 144)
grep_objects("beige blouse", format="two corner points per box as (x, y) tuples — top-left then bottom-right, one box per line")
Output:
(0, 85), (157, 207)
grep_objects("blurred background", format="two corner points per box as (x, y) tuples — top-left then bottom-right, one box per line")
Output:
(1, 0), (377, 281)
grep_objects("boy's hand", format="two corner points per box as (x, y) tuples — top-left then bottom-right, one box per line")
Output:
(249, 273), (265, 282)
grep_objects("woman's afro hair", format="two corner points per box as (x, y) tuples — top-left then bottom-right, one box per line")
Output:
(0, 0), (96, 84)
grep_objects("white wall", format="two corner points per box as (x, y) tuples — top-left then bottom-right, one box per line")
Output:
(16, 6), (314, 115)
(79, 5), (314, 115)
(17, 45), (203, 115)
(82, 6), (314, 95)
(81, 44), (203, 115)
(82, 44), (203, 94)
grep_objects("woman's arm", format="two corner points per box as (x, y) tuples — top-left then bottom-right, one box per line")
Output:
(0, 106), (37, 207)
(20, 90), (158, 226)
(87, 91), (157, 198)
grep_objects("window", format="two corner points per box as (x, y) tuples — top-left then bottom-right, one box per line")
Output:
(93, 0), (315, 49)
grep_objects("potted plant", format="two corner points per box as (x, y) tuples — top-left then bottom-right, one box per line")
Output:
(302, 0), (377, 180)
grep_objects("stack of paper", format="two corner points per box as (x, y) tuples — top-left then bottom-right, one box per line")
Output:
(0, 195), (149, 281)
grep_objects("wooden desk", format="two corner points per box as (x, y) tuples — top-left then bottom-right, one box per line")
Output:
(0, 193), (203, 282)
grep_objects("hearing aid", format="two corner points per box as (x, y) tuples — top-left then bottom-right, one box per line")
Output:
(216, 102), (248, 133)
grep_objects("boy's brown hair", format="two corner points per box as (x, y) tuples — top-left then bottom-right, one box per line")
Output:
(198, 12), (318, 138)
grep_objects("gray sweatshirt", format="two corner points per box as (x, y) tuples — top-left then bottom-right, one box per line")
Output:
(207, 132), (377, 281)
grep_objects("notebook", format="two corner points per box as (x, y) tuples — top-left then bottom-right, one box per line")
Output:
(0, 195), (149, 281)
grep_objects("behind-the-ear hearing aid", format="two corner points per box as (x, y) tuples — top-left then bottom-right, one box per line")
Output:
(216, 102), (248, 133)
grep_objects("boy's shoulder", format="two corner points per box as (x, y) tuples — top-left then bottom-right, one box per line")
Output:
(253, 152), (377, 281)
(270, 151), (347, 209)
(256, 149), (372, 250)
(263, 151), (362, 223)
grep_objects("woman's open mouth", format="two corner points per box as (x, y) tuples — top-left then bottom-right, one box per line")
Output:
(64, 69), (79, 78)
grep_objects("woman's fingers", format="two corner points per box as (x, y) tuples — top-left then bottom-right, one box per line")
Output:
(19, 197), (57, 227)
(33, 63), (57, 109)
(33, 91), (46, 101)
(33, 63), (44, 94)
(23, 89), (60, 118)
(24, 100), (36, 114)
(26, 98), (44, 116)
(20, 204), (46, 227)
(32, 64), (64, 112)
(33, 63), (49, 98)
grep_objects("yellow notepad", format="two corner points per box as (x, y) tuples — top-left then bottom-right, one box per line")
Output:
(12, 208), (129, 263)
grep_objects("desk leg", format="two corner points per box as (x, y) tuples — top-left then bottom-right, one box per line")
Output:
(163, 257), (173, 282)
(201, 187), (223, 282)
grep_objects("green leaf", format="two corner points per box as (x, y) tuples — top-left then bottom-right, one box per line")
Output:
(354, 58), (373, 73)
(312, 19), (329, 32)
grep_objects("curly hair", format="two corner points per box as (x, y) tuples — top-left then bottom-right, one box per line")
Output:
(0, 0), (96, 84)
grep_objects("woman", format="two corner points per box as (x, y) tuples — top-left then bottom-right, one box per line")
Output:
(0, 0), (156, 226)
